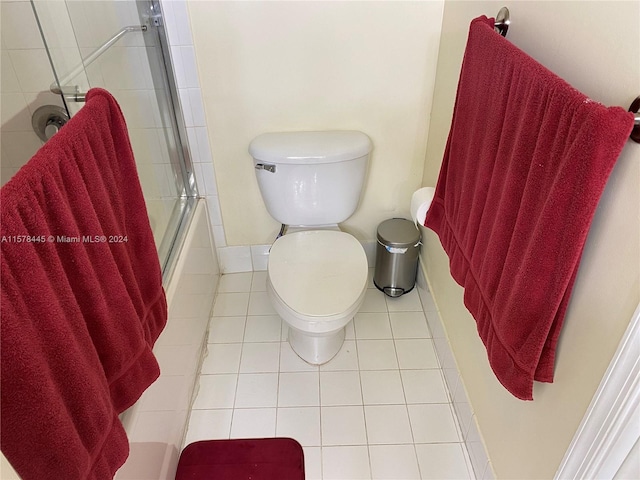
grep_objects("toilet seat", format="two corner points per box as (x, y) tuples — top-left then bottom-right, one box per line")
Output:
(268, 230), (368, 332)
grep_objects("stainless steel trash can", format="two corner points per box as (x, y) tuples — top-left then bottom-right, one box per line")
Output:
(374, 218), (421, 297)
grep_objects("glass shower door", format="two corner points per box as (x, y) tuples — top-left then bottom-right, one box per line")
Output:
(30, 0), (197, 276)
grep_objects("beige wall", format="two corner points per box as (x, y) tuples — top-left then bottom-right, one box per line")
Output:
(421, 1), (640, 478)
(188, 0), (444, 246)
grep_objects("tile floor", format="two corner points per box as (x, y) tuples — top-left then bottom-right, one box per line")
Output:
(185, 270), (474, 480)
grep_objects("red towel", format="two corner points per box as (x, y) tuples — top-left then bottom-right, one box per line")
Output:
(1, 88), (167, 478)
(425, 17), (634, 400)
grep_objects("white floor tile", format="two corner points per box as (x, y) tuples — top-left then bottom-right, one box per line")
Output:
(280, 341), (319, 372)
(320, 371), (362, 406)
(234, 373), (278, 408)
(401, 369), (449, 404)
(360, 370), (405, 405)
(389, 311), (431, 339)
(386, 289), (423, 312)
(248, 291), (277, 315)
(239, 342), (280, 373)
(251, 271), (267, 292)
(415, 443), (472, 479)
(200, 343), (242, 374)
(303, 446), (322, 480)
(360, 288), (388, 313)
(207, 316), (245, 343)
(369, 444), (421, 480)
(395, 339), (439, 369)
(278, 371), (320, 407)
(276, 407), (321, 446)
(322, 445), (371, 480)
(408, 404), (460, 443)
(230, 408), (276, 438)
(354, 312), (393, 339)
(192, 374), (237, 409)
(244, 315), (282, 342)
(320, 340), (359, 371)
(321, 406), (367, 446)
(357, 339), (398, 370)
(344, 320), (356, 340)
(218, 272), (252, 293)
(211, 292), (249, 316)
(185, 276), (481, 480)
(364, 405), (413, 444)
(184, 409), (232, 445)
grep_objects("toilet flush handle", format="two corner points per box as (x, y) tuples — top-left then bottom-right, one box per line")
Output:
(255, 163), (276, 173)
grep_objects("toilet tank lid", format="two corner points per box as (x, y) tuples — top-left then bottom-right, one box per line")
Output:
(249, 131), (372, 164)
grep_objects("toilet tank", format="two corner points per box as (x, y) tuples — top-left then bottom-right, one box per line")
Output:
(249, 131), (371, 226)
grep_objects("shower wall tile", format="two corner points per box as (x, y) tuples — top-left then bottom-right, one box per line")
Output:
(195, 127), (213, 162)
(200, 162), (217, 195)
(114, 89), (163, 129)
(187, 89), (206, 126)
(170, 46), (198, 90)
(163, 0), (193, 45)
(6, 49), (53, 93)
(1, 51), (21, 93)
(0, 131), (42, 170)
(212, 225), (227, 248)
(0, 1), (43, 50)
(0, 93), (30, 131)
(178, 88), (207, 128)
(206, 195), (223, 226)
(100, 47), (154, 90)
(161, 0), (240, 275)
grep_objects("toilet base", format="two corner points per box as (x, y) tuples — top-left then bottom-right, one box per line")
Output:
(288, 325), (346, 365)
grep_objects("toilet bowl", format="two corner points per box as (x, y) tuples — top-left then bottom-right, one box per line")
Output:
(249, 130), (372, 364)
(267, 230), (368, 364)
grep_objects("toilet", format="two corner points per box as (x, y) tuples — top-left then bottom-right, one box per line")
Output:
(249, 131), (372, 365)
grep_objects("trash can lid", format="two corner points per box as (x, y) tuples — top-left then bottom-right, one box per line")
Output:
(376, 218), (421, 248)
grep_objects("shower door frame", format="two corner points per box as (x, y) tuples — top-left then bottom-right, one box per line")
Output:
(32, 0), (199, 284)
(141, 0), (199, 284)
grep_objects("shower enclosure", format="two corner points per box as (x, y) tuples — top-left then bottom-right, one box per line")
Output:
(17, 0), (197, 280)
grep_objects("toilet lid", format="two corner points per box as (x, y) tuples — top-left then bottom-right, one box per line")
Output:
(268, 231), (368, 318)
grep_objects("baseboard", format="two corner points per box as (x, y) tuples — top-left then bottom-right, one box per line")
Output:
(416, 259), (495, 480)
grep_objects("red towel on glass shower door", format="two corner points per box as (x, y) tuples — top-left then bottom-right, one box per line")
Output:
(1, 88), (167, 479)
(424, 17), (634, 400)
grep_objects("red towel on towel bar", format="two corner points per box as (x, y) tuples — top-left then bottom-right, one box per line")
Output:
(1, 88), (167, 478)
(424, 17), (634, 400)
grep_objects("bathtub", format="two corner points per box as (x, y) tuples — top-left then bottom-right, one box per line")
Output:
(115, 199), (219, 479)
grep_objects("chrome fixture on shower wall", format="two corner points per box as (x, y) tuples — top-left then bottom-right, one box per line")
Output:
(31, 105), (69, 142)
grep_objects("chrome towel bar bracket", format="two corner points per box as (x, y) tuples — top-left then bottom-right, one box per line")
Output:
(629, 96), (640, 144)
(494, 7), (510, 37)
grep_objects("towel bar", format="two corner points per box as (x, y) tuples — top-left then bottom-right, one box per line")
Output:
(492, 10), (638, 144)
(50, 25), (147, 103)
(629, 96), (640, 143)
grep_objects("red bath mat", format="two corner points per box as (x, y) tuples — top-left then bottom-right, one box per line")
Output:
(175, 438), (305, 480)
